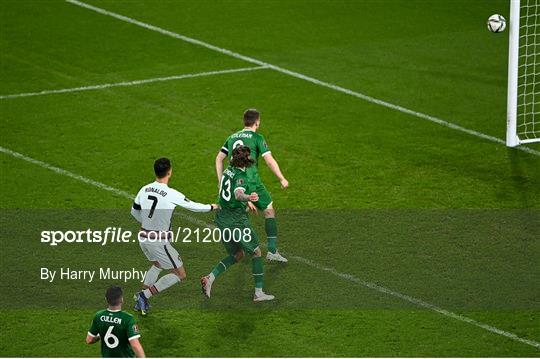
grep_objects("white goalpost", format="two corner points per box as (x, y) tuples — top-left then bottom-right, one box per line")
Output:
(507, 0), (540, 146)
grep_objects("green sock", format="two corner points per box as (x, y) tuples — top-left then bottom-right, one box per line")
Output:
(211, 255), (237, 278)
(252, 256), (264, 289)
(265, 217), (278, 254)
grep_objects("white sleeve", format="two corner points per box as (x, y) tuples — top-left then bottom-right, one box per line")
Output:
(131, 188), (143, 223)
(134, 187), (143, 205)
(170, 189), (212, 213)
(131, 206), (142, 223)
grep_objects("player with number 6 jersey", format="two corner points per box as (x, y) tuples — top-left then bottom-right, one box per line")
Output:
(130, 157), (217, 315)
(86, 286), (145, 358)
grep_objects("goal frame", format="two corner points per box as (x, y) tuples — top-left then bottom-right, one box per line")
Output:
(506, 0), (540, 146)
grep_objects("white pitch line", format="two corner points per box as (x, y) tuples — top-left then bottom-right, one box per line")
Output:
(0, 66), (267, 100)
(65, 0), (540, 157)
(1, 145), (538, 349)
(291, 255), (540, 349)
(0, 146), (135, 199)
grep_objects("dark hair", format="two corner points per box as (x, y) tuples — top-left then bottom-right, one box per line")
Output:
(230, 146), (255, 168)
(243, 109), (260, 127)
(105, 286), (123, 306)
(154, 157), (171, 178)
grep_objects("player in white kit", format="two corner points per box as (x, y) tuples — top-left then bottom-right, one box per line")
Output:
(131, 157), (217, 315)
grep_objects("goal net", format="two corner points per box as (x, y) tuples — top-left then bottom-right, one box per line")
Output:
(507, 0), (540, 146)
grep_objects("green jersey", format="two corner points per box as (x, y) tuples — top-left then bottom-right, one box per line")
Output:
(220, 129), (270, 184)
(217, 165), (251, 226)
(219, 165), (250, 210)
(88, 309), (140, 358)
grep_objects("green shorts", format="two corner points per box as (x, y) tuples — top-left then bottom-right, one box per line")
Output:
(252, 183), (273, 210)
(216, 210), (260, 255)
(219, 223), (260, 255)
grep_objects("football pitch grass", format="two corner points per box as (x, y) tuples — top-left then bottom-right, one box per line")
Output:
(1, 0), (539, 357)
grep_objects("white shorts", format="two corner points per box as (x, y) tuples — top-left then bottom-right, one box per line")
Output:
(139, 241), (183, 270)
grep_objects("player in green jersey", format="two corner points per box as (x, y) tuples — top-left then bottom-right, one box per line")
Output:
(86, 286), (145, 358)
(202, 146), (275, 302)
(215, 109), (289, 263)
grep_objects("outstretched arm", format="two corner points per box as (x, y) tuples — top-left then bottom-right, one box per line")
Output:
(263, 153), (289, 188)
(176, 197), (218, 213)
(172, 190), (217, 213)
(216, 151), (227, 186)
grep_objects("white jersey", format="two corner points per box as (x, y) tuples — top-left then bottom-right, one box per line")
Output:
(132, 181), (211, 232)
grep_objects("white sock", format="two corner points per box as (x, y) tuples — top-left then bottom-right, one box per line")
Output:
(255, 287), (264, 296)
(143, 273), (180, 298)
(143, 265), (162, 287)
(143, 287), (153, 298)
(208, 273), (215, 282)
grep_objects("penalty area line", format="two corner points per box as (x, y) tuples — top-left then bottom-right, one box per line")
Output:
(0, 145), (539, 350)
(65, 0), (540, 157)
(0, 66), (268, 100)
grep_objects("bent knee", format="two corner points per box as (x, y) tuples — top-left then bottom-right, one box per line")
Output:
(252, 247), (262, 257)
